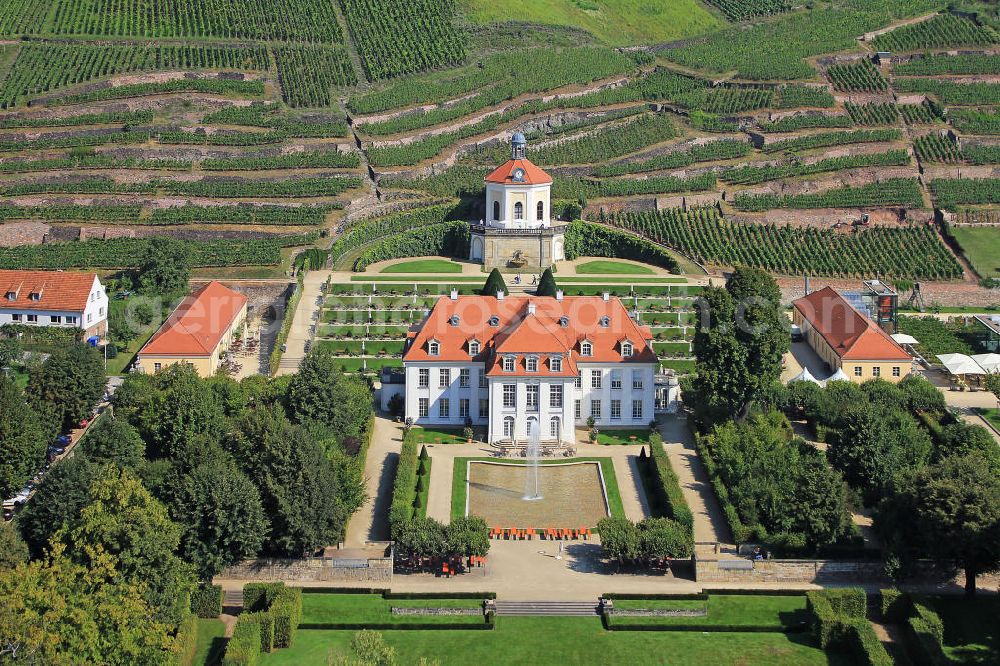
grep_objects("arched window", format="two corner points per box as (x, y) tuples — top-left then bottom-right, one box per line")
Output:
(428, 340), (440, 355)
(622, 342), (633, 357)
(503, 416), (515, 438)
(514, 202), (523, 220)
(503, 356), (515, 372)
(525, 356), (538, 372)
(536, 201), (544, 220)
(493, 200), (501, 221)
(526, 416), (537, 438)
(550, 417), (560, 439)
(469, 340), (480, 356)
(581, 341), (592, 357)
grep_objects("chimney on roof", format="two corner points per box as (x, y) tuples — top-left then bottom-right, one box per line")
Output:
(555, 290), (563, 301)
(527, 302), (536, 315)
(450, 288), (458, 300)
(496, 290), (504, 301)
(602, 292), (610, 302)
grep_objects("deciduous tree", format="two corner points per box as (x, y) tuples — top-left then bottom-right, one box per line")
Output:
(26, 343), (104, 432)
(173, 456), (268, 580)
(16, 455), (99, 558)
(879, 453), (1000, 596)
(81, 414), (145, 469)
(137, 237), (192, 296)
(0, 374), (47, 499)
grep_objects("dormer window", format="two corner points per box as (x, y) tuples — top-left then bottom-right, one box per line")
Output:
(599, 316), (610, 328)
(4, 291), (14, 301)
(559, 316), (569, 327)
(580, 341), (592, 357)
(469, 340), (480, 356)
(502, 356), (515, 372)
(622, 342), (633, 358)
(550, 356), (562, 372)
(29, 291), (41, 301)
(428, 340), (440, 356)
(488, 315), (500, 327)
(449, 315), (460, 327)
(526, 356), (538, 373)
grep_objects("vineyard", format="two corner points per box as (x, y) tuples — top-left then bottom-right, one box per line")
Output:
(732, 179), (925, 211)
(826, 59), (888, 93)
(775, 86), (835, 109)
(845, 103), (900, 126)
(596, 140), (752, 177)
(762, 129), (902, 153)
(894, 53), (1000, 76)
(948, 108), (1000, 134)
(914, 133), (962, 163)
(893, 79), (1000, 105)
(0, 42), (270, 107)
(339, 0), (464, 80)
(720, 150), (911, 186)
(609, 207), (962, 280)
(872, 13), (999, 52)
(274, 45), (358, 107)
(931, 178), (1000, 209)
(47, 0), (344, 41)
(705, 0), (790, 22)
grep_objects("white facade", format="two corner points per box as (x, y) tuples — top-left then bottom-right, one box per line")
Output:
(486, 181), (552, 229)
(404, 360), (656, 444)
(0, 275), (108, 337)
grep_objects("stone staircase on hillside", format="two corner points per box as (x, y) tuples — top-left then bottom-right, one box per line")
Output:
(494, 600), (601, 616)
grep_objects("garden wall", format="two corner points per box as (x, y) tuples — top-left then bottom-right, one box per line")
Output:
(218, 546), (393, 583)
(695, 556), (888, 584)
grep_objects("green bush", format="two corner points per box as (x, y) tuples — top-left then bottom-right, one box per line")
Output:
(879, 588), (911, 623)
(389, 433), (420, 536)
(222, 616), (261, 666)
(824, 588), (866, 618)
(249, 611), (274, 653)
(190, 584), (223, 618)
(646, 433), (694, 531)
(171, 612), (199, 666)
(270, 587), (303, 649)
(906, 600), (948, 665)
(243, 583), (284, 612)
(807, 588), (889, 665)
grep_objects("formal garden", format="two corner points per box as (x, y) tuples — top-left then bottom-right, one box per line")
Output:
(314, 268), (702, 377)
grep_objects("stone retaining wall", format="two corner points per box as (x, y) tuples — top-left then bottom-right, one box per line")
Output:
(218, 556), (393, 583)
(695, 557), (888, 584)
(391, 607), (483, 616)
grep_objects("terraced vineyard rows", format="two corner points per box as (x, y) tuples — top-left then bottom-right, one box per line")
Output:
(873, 14), (999, 52)
(339, 0), (464, 80)
(827, 59), (888, 93)
(610, 207), (962, 280)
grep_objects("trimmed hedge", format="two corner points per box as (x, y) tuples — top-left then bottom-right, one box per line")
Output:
(879, 588), (912, 624)
(270, 274), (303, 376)
(171, 613), (199, 666)
(352, 221), (470, 272)
(646, 434), (694, 532)
(564, 220), (681, 274)
(906, 599), (949, 666)
(692, 432), (753, 543)
(244, 611), (274, 653)
(190, 584), (223, 618)
(243, 583), (285, 612)
(389, 431), (420, 537)
(270, 587), (303, 649)
(807, 589), (891, 666)
(222, 616), (261, 666)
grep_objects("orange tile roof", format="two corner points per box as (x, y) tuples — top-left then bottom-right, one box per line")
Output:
(403, 295), (656, 372)
(0, 269), (98, 313)
(484, 159), (552, 186)
(140, 281), (247, 357)
(793, 286), (910, 361)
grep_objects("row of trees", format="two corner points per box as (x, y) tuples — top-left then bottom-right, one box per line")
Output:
(3, 347), (374, 661)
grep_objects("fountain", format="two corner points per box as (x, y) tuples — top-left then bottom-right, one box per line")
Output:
(523, 424), (543, 501)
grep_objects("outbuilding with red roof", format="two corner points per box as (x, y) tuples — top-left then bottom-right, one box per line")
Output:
(137, 281), (248, 377)
(792, 286), (912, 383)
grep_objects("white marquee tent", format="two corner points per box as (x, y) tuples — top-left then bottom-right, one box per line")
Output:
(937, 353), (987, 376)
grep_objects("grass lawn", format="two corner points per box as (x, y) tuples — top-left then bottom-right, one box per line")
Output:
(459, 0), (722, 45)
(556, 276), (686, 284)
(576, 260), (655, 275)
(260, 617), (842, 665)
(350, 275), (484, 282)
(929, 595), (1000, 664)
(410, 427), (470, 445)
(299, 593), (484, 627)
(978, 408), (1000, 431)
(193, 618), (226, 666)
(951, 226), (1000, 279)
(380, 259), (464, 274)
(610, 595), (810, 630)
(450, 456), (624, 522)
(105, 320), (158, 376)
(594, 428), (651, 446)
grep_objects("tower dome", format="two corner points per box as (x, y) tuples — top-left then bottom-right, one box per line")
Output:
(511, 133), (526, 159)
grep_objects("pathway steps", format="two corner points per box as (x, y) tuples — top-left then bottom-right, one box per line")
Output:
(494, 600), (601, 616)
